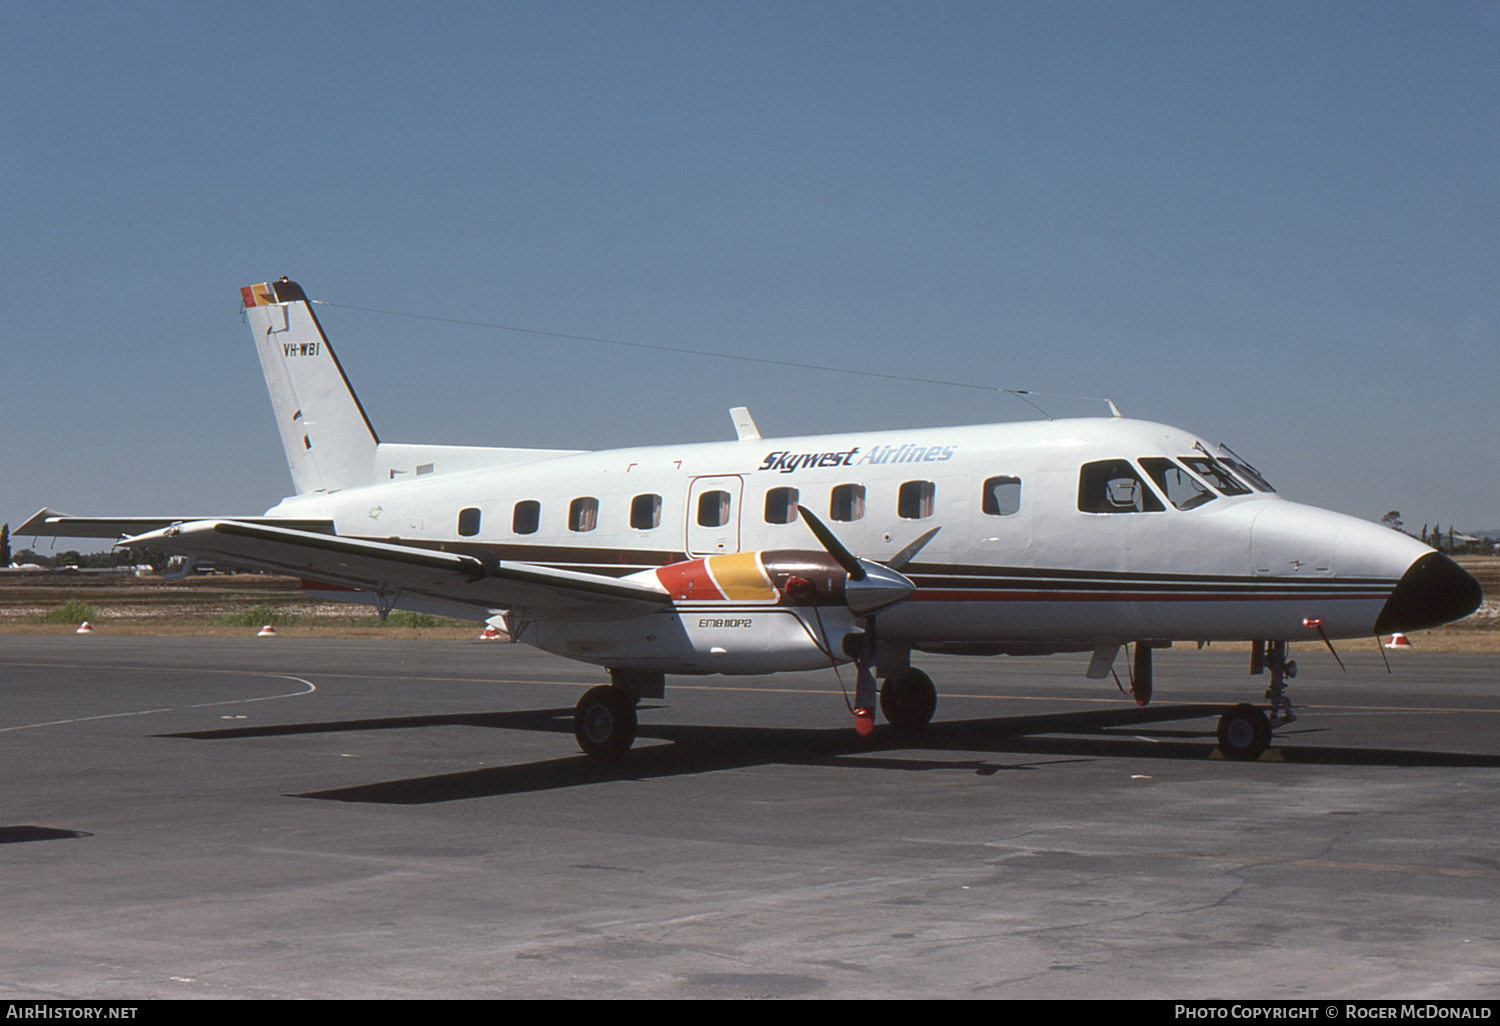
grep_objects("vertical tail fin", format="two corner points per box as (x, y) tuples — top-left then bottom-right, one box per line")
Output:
(241, 278), (378, 495)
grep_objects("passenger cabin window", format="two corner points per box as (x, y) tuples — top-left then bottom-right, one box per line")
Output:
(457, 507), (482, 537)
(898, 480), (935, 519)
(764, 487), (799, 524)
(1181, 456), (1251, 496)
(630, 493), (661, 530)
(830, 484), (866, 522)
(1078, 460), (1164, 513)
(1139, 458), (1216, 511)
(512, 499), (541, 535)
(697, 489), (732, 528)
(983, 476), (1022, 516)
(568, 496), (599, 532)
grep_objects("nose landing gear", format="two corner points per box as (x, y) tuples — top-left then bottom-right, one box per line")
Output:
(1216, 640), (1296, 760)
(1217, 703), (1272, 760)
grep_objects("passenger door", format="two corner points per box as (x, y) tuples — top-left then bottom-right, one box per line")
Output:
(686, 475), (743, 556)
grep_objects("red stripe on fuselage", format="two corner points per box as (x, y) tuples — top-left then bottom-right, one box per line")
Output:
(910, 589), (1391, 603)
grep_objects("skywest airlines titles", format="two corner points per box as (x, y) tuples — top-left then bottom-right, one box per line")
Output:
(757, 443), (958, 473)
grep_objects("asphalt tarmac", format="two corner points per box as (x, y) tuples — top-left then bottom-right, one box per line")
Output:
(1, 635), (1497, 999)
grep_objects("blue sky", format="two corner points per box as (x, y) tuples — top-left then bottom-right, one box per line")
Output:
(4, 1), (1497, 546)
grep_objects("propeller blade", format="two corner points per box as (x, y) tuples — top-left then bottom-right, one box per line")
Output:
(887, 526), (940, 571)
(797, 504), (918, 617)
(796, 505), (865, 581)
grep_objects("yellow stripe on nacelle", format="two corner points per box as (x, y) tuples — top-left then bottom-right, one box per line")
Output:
(703, 552), (780, 602)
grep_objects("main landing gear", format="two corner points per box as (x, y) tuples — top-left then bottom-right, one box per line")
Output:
(572, 662), (941, 759)
(1215, 639), (1297, 761)
(845, 627), (938, 736)
(573, 669), (663, 758)
(574, 686), (637, 758)
(879, 667), (938, 732)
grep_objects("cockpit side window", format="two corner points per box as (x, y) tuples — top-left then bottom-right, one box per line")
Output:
(1139, 458), (1217, 511)
(1078, 460), (1165, 513)
(1181, 456), (1251, 496)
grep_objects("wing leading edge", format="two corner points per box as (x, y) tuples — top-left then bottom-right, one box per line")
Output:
(17, 508), (337, 540)
(119, 520), (672, 621)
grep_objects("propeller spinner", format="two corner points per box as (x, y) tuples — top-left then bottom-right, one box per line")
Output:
(794, 506), (936, 616)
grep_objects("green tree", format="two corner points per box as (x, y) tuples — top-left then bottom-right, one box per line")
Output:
(0, 523), (9, 566)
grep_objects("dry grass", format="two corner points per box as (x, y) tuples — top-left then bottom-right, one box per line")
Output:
(0, 572), (483, 638)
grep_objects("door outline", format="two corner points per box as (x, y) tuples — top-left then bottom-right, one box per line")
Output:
(686, 475), (744, 556)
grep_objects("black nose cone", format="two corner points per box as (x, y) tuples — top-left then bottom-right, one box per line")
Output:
(1373, 552), (1483, 635)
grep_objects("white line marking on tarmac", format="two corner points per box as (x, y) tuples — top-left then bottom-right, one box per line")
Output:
(0, 675), (317, 733)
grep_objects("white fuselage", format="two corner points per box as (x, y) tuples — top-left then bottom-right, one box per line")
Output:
(263, 415), (1433, 668)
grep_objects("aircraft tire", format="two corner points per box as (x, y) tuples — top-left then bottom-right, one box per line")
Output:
(880, 668), (937, 731)
(574, 685), (638, 758)
(1216, 703), (1272, 761)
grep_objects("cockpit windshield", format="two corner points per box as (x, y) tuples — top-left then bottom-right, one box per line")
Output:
(1181, 455), (1251, 496)
(1139, 457), (1217, 511)
(1216, 447), (1276, 493)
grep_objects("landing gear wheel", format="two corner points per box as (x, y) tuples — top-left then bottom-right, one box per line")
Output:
(879, 668), (937, 731)
(1217, 703), (1272, 761)
(574, 685), (638, 758)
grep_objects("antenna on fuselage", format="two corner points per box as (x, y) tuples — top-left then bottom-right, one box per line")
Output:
(1001, 389), (1053, 421)
(1002, 388), (1122, 421)
(729, 407), (761, 441)
(1083, 374), (1123, 418)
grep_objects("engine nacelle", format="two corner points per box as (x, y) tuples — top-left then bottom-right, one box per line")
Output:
(522, 604), (855, 675)
(515, 549), (878, 674)
(649, 549), (850, 607)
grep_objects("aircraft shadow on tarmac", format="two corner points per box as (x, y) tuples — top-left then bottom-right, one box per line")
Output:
(160, 704), (1500, 805)
(0, 825), (94, 845)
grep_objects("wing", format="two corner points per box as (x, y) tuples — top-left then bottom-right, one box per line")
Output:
(18, 508), (336, 539)
(119, 519), (671, 621)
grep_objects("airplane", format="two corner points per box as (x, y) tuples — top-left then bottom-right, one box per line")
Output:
(23, 277), (1483, 761)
